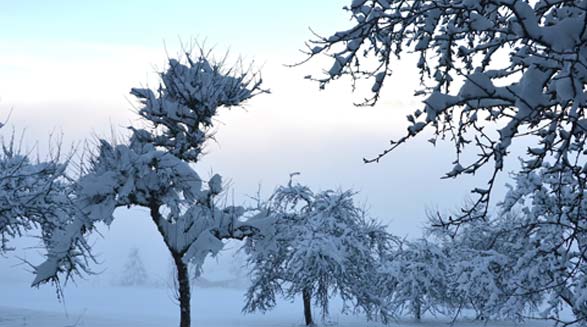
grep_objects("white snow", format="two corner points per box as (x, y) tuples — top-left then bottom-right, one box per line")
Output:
(0, 281), (557, 327)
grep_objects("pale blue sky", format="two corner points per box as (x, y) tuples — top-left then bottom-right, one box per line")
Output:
(0, 1), (348, 52)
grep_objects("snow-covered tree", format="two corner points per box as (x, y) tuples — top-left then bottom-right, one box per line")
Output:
(494, 163), (587, 325)
(420, 165), (587, 326)
(421, 206), (558, 323)
(377, 239), (449, 320)
(243, 176), (392, 325)
(304, 0), (587, 224)
(31, 49), (271, 327)
(0, 129), (73, 255)
(118, 247), (149, 287)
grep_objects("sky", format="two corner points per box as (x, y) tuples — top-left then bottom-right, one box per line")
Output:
(0, 1), (520, 284)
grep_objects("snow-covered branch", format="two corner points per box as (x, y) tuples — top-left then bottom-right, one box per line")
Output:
(304, 0), (587, 224)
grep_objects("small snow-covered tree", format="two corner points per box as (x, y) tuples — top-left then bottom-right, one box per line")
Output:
(118, 247), (148, 287)
(31, 49), (271, 327)
(243, 177), (392, 326)
(304, 0), (587, 224)
(426, 170), (587, 326)
(377, 239), (449, 320)
(494, 163), (587, 325)
(428, 209), (543, 322)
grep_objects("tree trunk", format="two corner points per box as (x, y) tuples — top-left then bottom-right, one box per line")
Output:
(173, 253), (191, 327)
(150, 204), (192, 327)
(414, 298), (421, 320)
(302, 288), (313, 326)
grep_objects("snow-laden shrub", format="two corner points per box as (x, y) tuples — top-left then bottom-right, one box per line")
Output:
(377, 239), (450, 320)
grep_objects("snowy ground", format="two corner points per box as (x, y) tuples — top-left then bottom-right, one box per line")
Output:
(0, 281), (555, 327)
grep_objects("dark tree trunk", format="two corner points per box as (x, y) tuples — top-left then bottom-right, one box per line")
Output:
(302, 288), (314, 326)
(173, 253), (191, 327)
(414, 298), (421, 320)
(150, 204), (192, 327)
